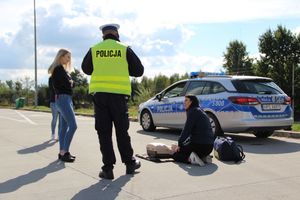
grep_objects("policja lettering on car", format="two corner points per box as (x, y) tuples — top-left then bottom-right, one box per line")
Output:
(95, 50), (122, 57)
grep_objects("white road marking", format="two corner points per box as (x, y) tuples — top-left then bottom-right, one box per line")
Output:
(15, 110), (37, 125)
(0, 116), (25, 123)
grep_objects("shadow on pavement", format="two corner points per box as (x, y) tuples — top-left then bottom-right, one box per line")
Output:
(71, 175), (133, 200)
(224, 134), (300, 154)
(0, 160), (65, 194)
(17, 139), (57, 154)
(174, 162), (218, 176)
(138, 129), (300, 154)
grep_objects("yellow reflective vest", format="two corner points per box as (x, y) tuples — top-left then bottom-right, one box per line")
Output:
(89, 39), (131, 95)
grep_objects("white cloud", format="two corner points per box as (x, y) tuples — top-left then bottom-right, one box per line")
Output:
(142, 53), (223, 78)
(294, 26), (300, 34)
(2, 0), (300, 33)
(0, 0), (300, 83)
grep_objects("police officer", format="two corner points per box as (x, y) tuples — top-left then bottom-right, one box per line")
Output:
(81, 23), (144, 179)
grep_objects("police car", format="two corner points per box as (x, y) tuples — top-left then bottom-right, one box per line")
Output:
(138, 72), (293, 138)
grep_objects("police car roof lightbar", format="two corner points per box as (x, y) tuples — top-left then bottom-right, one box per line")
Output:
(189, 71), (226, 78)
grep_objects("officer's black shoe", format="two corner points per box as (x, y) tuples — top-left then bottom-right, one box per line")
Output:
(126, 160), (141, 174)
(99, 170), (114, 180)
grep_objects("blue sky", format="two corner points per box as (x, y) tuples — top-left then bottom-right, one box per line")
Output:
(0, 0), (299, 85)
(186, 18), (300, 56)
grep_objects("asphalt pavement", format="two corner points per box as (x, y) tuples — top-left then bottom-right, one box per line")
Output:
(0, 108), (300, 200)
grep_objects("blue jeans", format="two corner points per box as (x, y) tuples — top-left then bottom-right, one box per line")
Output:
(50, 102), (60, 136)
(55, 94), (77, 152)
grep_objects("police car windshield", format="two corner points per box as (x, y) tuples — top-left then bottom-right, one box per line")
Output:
(231, 79), (284, 94)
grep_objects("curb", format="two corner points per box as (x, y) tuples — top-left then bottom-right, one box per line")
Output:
(273, 130), (300, 139)
(19, 108), (139, 122)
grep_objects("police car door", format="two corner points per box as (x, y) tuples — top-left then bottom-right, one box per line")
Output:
(153, 81), (187, 128)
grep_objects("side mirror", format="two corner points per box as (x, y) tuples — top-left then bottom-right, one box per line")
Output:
(156, 94), (162, 101)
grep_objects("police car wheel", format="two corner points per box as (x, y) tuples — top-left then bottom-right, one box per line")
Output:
(141, 110), (156, 131)
(207, 113), (223, 137)
(253, 130), (274, 138)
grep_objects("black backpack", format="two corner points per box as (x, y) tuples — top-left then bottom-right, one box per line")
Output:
(213, 136), (245, 162)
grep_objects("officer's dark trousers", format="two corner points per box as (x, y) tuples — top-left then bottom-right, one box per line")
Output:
(93, 93), (134, 171)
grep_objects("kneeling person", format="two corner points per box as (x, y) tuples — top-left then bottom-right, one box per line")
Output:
(173, 95), (214, 166)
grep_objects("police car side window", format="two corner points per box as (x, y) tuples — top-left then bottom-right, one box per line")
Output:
(202, 82), (211, 94)
(211, 82), (226, 94)
(202, 82), (225, 94)
(163, 82), (186, 98)
(186, 81), (206, 95)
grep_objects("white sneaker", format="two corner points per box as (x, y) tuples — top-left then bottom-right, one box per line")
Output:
(51, 134), (55, 140)
(189, 152), (205, 166)
(202, 155), (212, 164)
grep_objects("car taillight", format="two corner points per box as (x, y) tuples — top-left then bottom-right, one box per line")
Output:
(284, 96), (291, 105)
(228, 96), (260, 105)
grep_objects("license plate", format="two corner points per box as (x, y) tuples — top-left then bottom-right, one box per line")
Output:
(262, 104), (281, 111)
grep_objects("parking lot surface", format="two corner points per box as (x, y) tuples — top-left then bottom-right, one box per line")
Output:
(0, 109), (300, 200)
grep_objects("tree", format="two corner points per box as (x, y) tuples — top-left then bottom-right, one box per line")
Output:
(15, 81), (22, 96)
(0, 81), (11, 105)
(20, 76), (35, 106)
(72, 86), (90, 109)
(129, 73), (189, 106)
(6, 80), (14, 90)
(3, 80), (14, 105)
(70, 69), (90, 108)
(180, 73), (189, 80)
(223, 40), (254, 75)
(153, 74), (170, 94)
(257, 26), (300, 95)
(21, 76), (34, 91)
(257, 25), (300, 119)
(70, 68), (88, 87)
(131, 78), (139, 98)
(253, 59), (270, 77)
(140, 76), (154, 92)
(170, 73), (180, 84)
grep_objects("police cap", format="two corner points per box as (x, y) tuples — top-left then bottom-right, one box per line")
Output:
(99, 23), (120, 33)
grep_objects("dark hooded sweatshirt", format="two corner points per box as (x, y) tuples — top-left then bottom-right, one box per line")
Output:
(178, 106), (215, 147)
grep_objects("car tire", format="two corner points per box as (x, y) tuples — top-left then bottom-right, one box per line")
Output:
(253, 130), (274, 138)
(207, 113), (224, 137)
(141, 110), (156, 132)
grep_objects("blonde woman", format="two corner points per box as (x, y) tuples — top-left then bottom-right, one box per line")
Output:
(48, 49), (77, 162)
